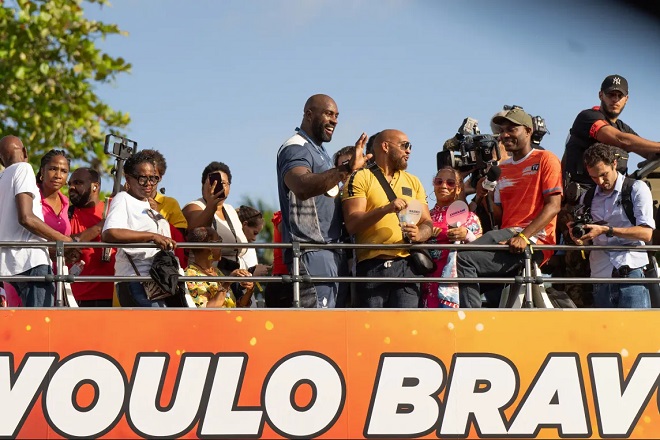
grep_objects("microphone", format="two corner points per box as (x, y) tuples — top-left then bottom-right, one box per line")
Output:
(482, 165), (501, 192)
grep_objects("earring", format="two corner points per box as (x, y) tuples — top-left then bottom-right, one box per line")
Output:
(208, 254), (215, 261)
(39, 175), (43, 181)
(125, 183), (130, 190)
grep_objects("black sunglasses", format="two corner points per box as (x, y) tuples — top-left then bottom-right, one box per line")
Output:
(129, 174), (160, 186)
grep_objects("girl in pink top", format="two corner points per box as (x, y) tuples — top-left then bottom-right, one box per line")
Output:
(422, 167), (482, 308)
(37, 150), (71, 236)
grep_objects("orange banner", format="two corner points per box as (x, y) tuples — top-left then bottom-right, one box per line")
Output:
(1, 309), (659, 439)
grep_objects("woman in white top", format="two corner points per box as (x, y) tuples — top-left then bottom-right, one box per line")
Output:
(102, 151), (177, 307)
(182, 161), (248, 273)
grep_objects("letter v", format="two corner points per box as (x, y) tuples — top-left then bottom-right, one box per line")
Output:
(589, 354), (660, 437)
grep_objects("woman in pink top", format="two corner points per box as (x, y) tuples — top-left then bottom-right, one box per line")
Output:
(422, 167), (482, 308)
(37, 150), (71, 236)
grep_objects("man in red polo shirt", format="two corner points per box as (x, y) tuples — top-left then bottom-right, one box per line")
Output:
(68, 167), (116, 307)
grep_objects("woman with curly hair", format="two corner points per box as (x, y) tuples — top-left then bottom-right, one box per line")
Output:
(102, 150), (177, 307)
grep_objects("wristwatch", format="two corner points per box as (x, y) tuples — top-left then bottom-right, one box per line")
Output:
(606, 226), (614, 238)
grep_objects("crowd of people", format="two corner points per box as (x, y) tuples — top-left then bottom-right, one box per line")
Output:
(1, 74), (658, 309)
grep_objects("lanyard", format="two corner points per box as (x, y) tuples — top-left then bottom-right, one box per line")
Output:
(296, 128), (331, 167)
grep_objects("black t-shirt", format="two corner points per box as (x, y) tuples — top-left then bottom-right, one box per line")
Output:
(562, 106), (636, 183)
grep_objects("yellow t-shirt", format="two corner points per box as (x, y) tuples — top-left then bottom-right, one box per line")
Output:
(342, 166), (427, 262)
(154, 192), (188, 229)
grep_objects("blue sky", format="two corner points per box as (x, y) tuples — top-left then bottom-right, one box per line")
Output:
(88, 0), (660, 210)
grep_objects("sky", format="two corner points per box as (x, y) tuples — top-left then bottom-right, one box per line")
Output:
(86, 0), (660, 211)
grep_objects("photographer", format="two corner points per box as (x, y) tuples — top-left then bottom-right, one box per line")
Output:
(560, 75), (660, 306)
(568, 143), (654, 308)
(456, 108), (562, 308)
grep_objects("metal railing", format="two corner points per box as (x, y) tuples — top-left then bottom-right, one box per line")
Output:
(1, 241), (659, 308)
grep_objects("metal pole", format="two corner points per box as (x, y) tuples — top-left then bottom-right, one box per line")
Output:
(55, 240), (64, 307)
(292, 241), (301, 308)
(522, 246), (533, 309)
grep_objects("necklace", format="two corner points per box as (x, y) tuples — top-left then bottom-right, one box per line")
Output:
(193, 263), (216, 276)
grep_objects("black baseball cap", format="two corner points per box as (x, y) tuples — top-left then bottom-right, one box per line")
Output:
(601, 75), (628, 95)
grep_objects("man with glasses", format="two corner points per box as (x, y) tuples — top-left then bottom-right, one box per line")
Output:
(342, 129), (433, 308)
(276, 94), (370, 308)
(457, 108), (563, 308)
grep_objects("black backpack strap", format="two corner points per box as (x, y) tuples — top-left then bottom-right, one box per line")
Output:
(367, 162), (397, 202)
(584, 177), (637, 226)
(583, 185), (596, 214)
(620, 177), (636, 226)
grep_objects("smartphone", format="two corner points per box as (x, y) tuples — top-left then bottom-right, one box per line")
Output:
(208, 173), (226, 198)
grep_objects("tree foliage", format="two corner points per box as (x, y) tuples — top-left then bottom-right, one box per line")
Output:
(0, 0), (130, 172)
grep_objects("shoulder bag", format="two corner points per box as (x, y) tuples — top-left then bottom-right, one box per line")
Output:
(367, 163), (436, 275)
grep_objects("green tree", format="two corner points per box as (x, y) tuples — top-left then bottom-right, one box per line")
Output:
(238, 196), (274, 265)
(0, 0), (130, 172)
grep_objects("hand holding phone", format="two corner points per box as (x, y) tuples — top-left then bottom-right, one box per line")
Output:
(209, 173), (226, 198)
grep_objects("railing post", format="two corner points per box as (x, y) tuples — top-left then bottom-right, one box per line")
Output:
(55, 240), (64, 307)
(522, 246), (533, 309)
(292, 241), (301, 308)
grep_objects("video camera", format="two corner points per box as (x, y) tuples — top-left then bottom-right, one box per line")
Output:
(502, 105), (549, 146)
(436, 117), (500, 173)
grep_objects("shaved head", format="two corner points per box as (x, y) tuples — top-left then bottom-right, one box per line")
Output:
(300, 94), (339, 145)
(372, 129), (410, 171)
(0, 135), (27, 167)
(303, 94), (336, 113)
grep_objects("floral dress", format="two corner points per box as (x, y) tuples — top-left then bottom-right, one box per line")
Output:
(185, 264), (236, 308)
(422, 204), (482, 308)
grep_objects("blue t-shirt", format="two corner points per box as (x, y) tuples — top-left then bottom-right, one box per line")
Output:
(276, 129), (343, 259)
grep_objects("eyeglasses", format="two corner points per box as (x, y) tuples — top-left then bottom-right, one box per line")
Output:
(129, 174), (160, 186)
(386, 141), (412, 151)
(433, 177), (457, 188)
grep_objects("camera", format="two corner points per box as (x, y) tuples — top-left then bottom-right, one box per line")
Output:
(437, 117), (500, 172)
(571, 205), (593, 239)
(503, 105), (549, 146)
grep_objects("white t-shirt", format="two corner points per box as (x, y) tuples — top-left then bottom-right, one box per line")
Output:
(0, 162), (50, 275)
(241, 247), (259, 269)
(183, 199), (248, 266)
(103, 191), (172, 277)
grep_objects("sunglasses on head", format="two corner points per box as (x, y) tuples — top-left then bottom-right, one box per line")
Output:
(433, 177), (457, 188)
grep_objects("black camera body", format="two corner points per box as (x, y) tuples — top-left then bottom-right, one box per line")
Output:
(571, 204), (593, 239)
(437, 118), (500, 172)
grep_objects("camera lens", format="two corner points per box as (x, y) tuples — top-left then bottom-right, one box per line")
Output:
(572, 224), (585, 239)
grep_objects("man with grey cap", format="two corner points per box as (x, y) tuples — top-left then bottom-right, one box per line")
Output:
(456, 108), (562, 307)
(562, 74), (660, 186)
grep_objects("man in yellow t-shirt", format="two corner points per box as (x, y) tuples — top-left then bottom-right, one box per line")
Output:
(342, 129), (432, 308)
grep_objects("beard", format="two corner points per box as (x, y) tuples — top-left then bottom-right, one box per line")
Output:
(600, 99), (625, 120)
(394, 154), (408, 171)
(312, 119), (333, 143)
(69, 189), (91, 208)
